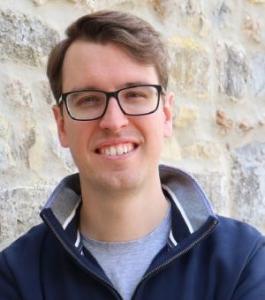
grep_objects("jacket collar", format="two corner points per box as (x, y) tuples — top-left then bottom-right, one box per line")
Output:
(40, 164), (217, 251)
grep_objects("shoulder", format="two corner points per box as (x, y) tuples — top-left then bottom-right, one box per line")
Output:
(0, 224), (53, 299)
(215, 215), (264, 243)
(0, 223), (49, 269)
(208, 216), (265, 265)
(212, 217), (265, 298)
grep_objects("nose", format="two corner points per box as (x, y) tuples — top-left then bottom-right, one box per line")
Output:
(99, 97), (129, 131)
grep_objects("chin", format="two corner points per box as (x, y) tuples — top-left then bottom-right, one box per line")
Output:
(91, 171), (143, 193)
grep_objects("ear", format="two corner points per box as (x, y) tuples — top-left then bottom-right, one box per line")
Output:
(163, 91), (174, 137)
(52, 105), (69, 148)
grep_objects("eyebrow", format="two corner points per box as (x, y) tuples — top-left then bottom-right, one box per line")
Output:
(122, 81), (153, 88)
(68, 81), (155, 93)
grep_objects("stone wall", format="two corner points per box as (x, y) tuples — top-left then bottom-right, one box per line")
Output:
(0, 0), (264, 249)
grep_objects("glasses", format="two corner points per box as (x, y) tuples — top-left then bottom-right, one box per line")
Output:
(59, 84), (163, 121)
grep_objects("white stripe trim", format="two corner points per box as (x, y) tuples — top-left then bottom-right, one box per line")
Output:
(169, 230), (178, 246)
(162, 184), (194, 234)
(62, 199), (81, 230)
(74, 230), (81, 248)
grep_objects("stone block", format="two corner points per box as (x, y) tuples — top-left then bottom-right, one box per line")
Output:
(210, 0), (239, 29)
(0, 186), (53, 247)
(182, 141), (222, 160)
(4, 79), (33, 108)
(178, 0), (202, 16)
(2, 79), (36, 169)
(0, 142), (14, 172)
(212, 1), (232, 27)
(237, 120), (254, 133)
(149, 0), (167, 16)
(216, 42), (249, 100)
(150, 0), (203, 18)
(151, 0), (209, 36)
(169, 37), (210, 98)
(49, 132), (77, 172)
(161, 136), (182, 162)
(174, 105), (199, 128)
(32, 0), (49, 5)
(192, 172), (228, 215)
(37, 80), (54, 105)
(243, 15), (262, 43)
(0, 9), (59, 66)
(67, 0), (126, 10)
(248, 0), (265, 3)
(0, 116), (9, 138)
(216, 109), (234, 134)
(250, 53), (265, 97)
(231, 142), (265, 233)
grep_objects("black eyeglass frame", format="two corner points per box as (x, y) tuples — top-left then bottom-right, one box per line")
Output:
(58, 84), (164, 121)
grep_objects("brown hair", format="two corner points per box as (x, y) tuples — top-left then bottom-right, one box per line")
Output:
(47, 10), (169, 103)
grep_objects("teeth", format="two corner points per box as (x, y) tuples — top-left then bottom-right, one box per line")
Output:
(100, 143), (134, 156)
(117, 145), (123, 155)
(110, 146), (116, 156)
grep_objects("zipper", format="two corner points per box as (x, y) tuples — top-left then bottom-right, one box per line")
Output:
(42, 214), (122, 300)
(132, 219), (218, 299)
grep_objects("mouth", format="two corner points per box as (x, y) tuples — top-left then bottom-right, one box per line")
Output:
(95, 142), (138, 157)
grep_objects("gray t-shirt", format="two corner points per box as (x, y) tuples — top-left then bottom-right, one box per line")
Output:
(82, 207), (171, 300)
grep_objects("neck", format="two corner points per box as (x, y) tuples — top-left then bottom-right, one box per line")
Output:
(79, 175), (169, 242)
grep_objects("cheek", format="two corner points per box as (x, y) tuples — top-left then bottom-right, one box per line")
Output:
(65, 123), (93, 149)
(141, 115), (165, 146)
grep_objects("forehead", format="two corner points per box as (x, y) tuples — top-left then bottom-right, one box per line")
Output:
(62, 40), (159, 92)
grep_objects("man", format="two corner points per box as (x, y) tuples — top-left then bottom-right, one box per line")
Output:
(0, 10), (264, 300)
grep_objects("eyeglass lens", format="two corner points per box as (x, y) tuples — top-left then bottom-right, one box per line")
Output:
(65, 85), (160, 120)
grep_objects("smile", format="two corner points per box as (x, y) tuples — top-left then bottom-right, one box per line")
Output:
(97, 143), (136, 156)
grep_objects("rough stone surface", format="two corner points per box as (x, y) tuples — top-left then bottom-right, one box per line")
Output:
(174, 105), (199, 128)
(32, 0), (49, 5)
(216, 109), (234, 134)
(4, 79), (33, 108)
(182, 142), (222, 160)
(250, 53), (265, 97)
(215, 109), (263, 134)
(211, 0), (236, 29)
(0, 142), (14, 172)
(193, 172), (228, 215)
(0, 9), (59, 66)
(0, 186), (52, 248)
(248, 0), (265, 3)
(67, 0), (127, 10)
(0, 115), (9, 138)
(216, 42), (250, 100)
(231, 142), (265, 232)
(1, 79), (36, 170)
(162, 136), (182, 162)
(169, 37), (210, 98)
(37, 80), (54, 105)
(243, 15), (262, 43)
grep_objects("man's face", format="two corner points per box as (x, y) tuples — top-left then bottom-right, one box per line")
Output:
(53, 40), (173, 192)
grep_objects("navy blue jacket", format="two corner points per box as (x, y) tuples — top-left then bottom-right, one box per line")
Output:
(1, 165), (265, 299)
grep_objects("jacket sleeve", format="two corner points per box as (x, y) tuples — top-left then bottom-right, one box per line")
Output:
(0, 251), (22, 299)
(231, 236), (265, 300)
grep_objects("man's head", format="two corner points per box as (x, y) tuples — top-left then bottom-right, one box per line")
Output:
(48, 11), (173, 193)
(47, 10), (169, 103)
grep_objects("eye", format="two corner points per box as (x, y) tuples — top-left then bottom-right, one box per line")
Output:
(78, 96), (99, 105)
(128, 92), (144, 97)
(71, 93), (104, 107)
(124, 90), (148, 100)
